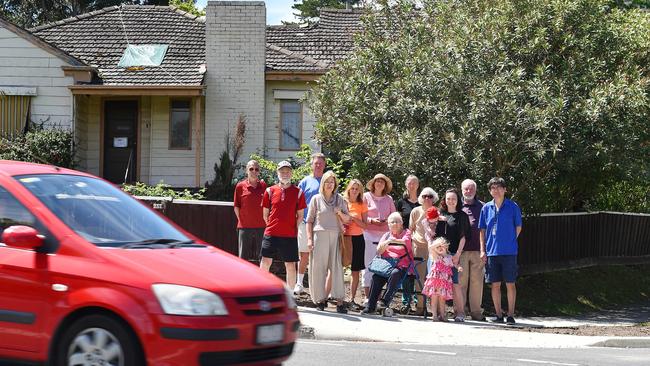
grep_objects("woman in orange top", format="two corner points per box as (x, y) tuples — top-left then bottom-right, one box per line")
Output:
(343, 179), (368, 310)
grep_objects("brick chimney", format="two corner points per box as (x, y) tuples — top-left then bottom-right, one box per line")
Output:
(204, 1), (266, 181)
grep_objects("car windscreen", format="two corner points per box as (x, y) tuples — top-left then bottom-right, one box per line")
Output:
(16, 174), (191, 247)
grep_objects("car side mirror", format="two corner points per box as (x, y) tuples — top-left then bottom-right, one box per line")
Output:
(2, 225), (44, 251)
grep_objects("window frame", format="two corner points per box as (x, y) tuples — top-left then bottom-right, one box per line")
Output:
(168, 98), (192, 150)
(279, 99), (303, 152)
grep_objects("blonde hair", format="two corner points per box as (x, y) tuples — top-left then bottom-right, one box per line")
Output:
(428, 237), (450, 257)
(319, 170), (338, 195)
(344, 179), (364, 203)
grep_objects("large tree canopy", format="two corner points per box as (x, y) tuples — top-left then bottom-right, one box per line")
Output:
(311, 0), (650, 213)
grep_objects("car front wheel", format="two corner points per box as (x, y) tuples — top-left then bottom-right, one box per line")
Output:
(55, 314), (142, 366)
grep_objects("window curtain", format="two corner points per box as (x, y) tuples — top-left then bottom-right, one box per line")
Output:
(0, 95), (31, 136)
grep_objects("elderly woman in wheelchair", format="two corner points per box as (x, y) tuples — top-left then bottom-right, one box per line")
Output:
(362, 212), (414, 316)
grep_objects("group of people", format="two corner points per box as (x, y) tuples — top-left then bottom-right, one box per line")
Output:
(233, 153), (523, 324)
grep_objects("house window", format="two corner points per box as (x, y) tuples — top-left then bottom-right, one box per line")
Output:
(169, 100), (191, 150)
(280, 100), (302, 151)
(0, 95), (31, 137)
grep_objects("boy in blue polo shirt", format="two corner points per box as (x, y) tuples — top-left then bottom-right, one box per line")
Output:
(478, 177), (522, 325)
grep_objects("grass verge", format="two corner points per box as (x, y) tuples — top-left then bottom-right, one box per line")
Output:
(487, 264), (650, 317)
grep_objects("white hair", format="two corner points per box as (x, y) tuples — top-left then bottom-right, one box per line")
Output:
(461, 179), (477, 189)
(387, 212), (403, 224)
(418, 187), (439, 205)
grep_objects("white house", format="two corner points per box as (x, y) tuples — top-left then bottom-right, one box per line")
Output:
(0, 2), (363, 187)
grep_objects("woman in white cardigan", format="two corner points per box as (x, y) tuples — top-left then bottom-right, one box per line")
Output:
(306, 170), (351, 313)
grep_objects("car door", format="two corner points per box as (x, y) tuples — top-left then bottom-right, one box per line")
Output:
(0, 185), (49, 353)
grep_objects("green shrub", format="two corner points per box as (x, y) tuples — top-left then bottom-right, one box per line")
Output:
(310, 0), (650, 213)
(0, 125), (76, 168)
(121, 182), (205, 200)
(585, 179), (650, 213)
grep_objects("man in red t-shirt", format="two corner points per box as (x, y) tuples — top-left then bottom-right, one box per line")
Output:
(259, 161), (306, 289)
(233, 160), (267, 262)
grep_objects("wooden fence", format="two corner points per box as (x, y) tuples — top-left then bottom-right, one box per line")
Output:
(139, 197), (650, 275)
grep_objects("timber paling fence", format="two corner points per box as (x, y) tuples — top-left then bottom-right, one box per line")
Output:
(138, 197), (650, 275)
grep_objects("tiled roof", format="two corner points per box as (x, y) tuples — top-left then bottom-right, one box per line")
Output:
(30, 6), (205, 86)
(265, 8), (365, 72)
(27, 6), (364, 83)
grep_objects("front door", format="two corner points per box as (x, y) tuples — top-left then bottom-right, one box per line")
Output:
(103, 100), (138, 184)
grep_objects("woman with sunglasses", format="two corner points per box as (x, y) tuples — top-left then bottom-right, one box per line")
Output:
(233, 160), (267, 263)
(407, 187), (439, 316)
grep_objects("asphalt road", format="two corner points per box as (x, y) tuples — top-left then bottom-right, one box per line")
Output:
(285, 340), (650, 366)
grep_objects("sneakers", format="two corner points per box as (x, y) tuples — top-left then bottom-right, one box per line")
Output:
(489, 315), (504, 323)
(454, 315), (465, 323)
(316, 302), (326, 311)
(506, 316), (516, 325)
(336, 304), (348, 314)
(349, 301), (363, 311)
(293, 283), (304, 295)
(376, 300), (387, 312)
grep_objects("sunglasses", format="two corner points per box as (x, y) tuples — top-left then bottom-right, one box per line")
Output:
(422, 195), (434, 199)
(248, 167), (260, 172)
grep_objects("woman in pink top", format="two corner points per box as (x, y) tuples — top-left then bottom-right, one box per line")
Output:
(361, 212), (413, 315)
(362, 173), (396, 299)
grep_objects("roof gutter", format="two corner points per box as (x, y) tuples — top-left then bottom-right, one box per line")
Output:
(265, 71), (326, 81)
(68, 85), (206, 96)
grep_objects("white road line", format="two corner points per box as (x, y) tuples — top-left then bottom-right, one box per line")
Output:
(400, 348), (457, 356)
(297, 340), (345, 347)
(517, 359), (580, 366)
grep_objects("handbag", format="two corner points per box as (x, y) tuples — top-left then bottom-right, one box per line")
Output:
(340, 235), (353, 267)
(368, 256), (399, 278)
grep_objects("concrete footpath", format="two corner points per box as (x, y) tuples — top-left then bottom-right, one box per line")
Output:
(297, 302), (650, 348)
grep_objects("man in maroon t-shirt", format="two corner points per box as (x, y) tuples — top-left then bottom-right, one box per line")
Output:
(233, 160), (267, 262)
(259, 161), (307, 289)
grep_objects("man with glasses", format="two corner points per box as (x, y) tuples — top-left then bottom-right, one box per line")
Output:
(233, 160), (267, 262)
(260, 161), (307, 290)
(479, 177), (522, 325)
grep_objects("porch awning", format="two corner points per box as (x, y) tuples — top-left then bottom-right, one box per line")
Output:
(68, 85), (204, 96)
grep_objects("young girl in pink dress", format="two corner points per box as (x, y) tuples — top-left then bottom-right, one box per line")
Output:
(422, 236), (462, 321)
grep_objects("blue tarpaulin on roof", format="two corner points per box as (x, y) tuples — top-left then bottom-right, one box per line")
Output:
(117, 44), (168, 67)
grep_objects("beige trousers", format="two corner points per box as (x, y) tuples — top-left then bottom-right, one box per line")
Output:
(308, 230), (345, 304)
(459, 251), (485, 319)
(412, 239), (429, 311)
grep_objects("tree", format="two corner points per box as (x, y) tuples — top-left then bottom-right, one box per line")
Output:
(0, 1), (137, 28)
(170, 0), (204, 17)
(0, 0), (185, 29)
(205, 114), (246, 201)
(311, 0), (650, 213)
(292, 0), (361, 23)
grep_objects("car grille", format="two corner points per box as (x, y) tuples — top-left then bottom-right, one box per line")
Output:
(234, 294), (285, 316)
(199, 343), (294, 365)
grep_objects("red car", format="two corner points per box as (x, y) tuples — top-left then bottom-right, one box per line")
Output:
(0, 160), (299, 365)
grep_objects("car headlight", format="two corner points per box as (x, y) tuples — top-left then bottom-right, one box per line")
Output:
(285, 286), (297, 309)
(152, 284), (228, 316)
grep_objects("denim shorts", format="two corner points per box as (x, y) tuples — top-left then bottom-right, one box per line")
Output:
(485, 255), (518, 283)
